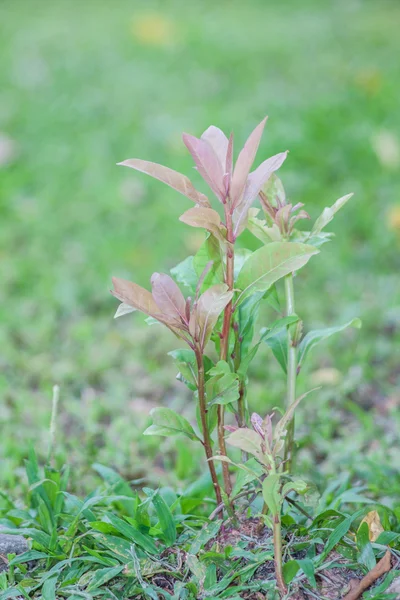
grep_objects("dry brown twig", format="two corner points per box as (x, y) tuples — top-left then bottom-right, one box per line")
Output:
(342, 549), (392, 600)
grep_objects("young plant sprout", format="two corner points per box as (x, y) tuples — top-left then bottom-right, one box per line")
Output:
(112, 117), (360, 596)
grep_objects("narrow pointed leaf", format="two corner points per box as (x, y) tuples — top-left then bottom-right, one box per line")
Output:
(118, 158), (209, 206)
(201, 126), (229, 170)
(179, 207), (226, 242)
(149, 490), (177, 546)
(274, 388), (319, 447)
(183, 133), (225, 200)
(298, 318), (362, 367)
(150, 273), (186, 322)
(189, 284), (233, 349)
(236, 242), (319, 305)
(87, 565), (124, 591)
(262, 473), (281, 516)
(264, 329), (288, 373)
(231, 117), (267, 208)
(233, 151), (288, 236)
(226, 133), (234, 179)
(105, 513), (158, 554)
(311, 193), (353, 234)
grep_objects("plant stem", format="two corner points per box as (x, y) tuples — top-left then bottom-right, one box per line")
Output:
(284, 274), (297, 472)
(273, 512), (288, 597)
(233, 324), (246, 429)
(218, 208), (235, 497)
(195, 349), (223, 505)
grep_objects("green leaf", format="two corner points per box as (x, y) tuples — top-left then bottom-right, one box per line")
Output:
(262, 473), (282, 516)
(297, 559), (317, 588)
(233, 248), (253, 281)
(312, 193), (353, 234)
(87, 565), (124, 591)
(168, 348), (198, 391)
(186, 554), (207, 585)
(260, 316), (300, 342)
(104, 513), (159, 555)
(264, 328), (288, 373)
(238, 309), (299, 379)
(231, 458), (264, 498)
(247, 213), (281, 244)
(298, 318), (362, 367)
(147, 489), (177, 546)
(193, 235), (223, 292)
(281, 478), (308, 498)
(282, 559), (299, 584)
(357, 522), (376, 571)
(91, 534), (133, 560)
(170, 255), (197, 293)
(143, 407), (201, 442)
(189, 521), (222, 555)
(319, 509), (364, 562)
(292, 230), (334, 248)
(91, 464), (137, 517)
(236, 291), (265, 357)
(41, 576), (57, 600)
(225, 428), (266, 465)
(8, 551), (48, 566)
(236, 242), (319, 305)
(206, 361), (239, 407)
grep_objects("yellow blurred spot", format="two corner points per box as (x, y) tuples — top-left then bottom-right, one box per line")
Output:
(132, 13), (177, 47)
(372, 130), (400, 169)
(359, 510), (384, 542)
(311, 368), (341, 386)
(387, 204), (400, 232)
(354, 68), (382, 96)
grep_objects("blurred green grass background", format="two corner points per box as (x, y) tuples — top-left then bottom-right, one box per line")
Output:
(0, 0), (399, 494)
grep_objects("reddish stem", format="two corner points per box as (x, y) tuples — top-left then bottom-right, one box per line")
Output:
(195, 348), (223, 505)
(218, 209), (235, 497)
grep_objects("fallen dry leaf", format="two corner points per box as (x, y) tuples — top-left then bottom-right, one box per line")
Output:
(359, 510), (384, 542)
(342, 550), (391, 600)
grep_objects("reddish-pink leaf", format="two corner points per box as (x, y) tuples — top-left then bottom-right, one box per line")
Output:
(233, 151), (288, 237)
(243, 151), (288, 205)
(118, 158), (209, 207)
(179, 207), (226, 242)
(150, 273), (187, 323)
(230, 117), (268, 208)
(201, 126), (229, 170)
(189, 284), (233, 349)
(112, 277), (160, 317)
(226, 133), (234, 179)
(251, 413), (264, 438)
(182, 133), (225, 201)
